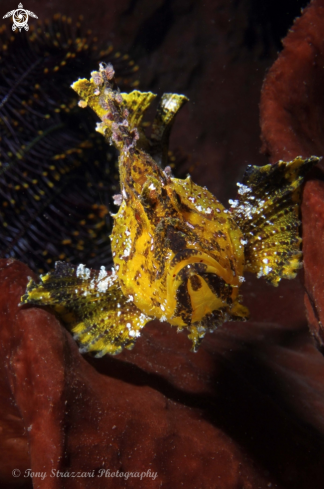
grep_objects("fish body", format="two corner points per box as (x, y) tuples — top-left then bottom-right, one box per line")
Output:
(22, 63), (319, 355)
(112, 155), (246, 330)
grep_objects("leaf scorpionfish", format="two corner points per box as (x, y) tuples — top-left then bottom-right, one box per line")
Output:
(22, 63), (319, 356)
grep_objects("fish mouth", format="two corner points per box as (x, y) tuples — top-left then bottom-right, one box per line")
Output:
(166, 248), (238, 326)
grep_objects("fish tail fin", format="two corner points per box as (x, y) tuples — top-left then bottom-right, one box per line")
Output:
(21, 261), (150, 356)
(230, 156), (319, 286)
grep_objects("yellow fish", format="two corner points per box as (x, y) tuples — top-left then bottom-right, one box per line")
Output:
(22, 62), (319, 356)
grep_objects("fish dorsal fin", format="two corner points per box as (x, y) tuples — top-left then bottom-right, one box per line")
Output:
(121, 91), (156, 131)
(119, 91), (157, 151)
(71, 65), (156, 153)
(72, 64), (188, 160)
(71, 78), (107, 118)
(150, 93), (188, 166)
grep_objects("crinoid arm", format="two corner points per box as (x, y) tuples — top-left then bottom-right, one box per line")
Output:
(21, 262), (151, 356)
(230, 156), (320, 285)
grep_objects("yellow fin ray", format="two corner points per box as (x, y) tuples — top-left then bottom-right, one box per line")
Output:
(231, 156), (319, 285)
(72, 74), (156, 152)
(150, 94), (188, 165)
(121, 91), (157, 130)
(71, 78), (107, 120)
(21, 262), (151, 356)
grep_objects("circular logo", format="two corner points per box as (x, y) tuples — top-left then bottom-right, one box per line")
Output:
(3, 4), (38, 32)
(12, 469), (21, 477)
(13, 9), (29, 30)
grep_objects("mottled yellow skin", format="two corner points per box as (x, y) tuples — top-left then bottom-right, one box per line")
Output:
(21, 63), (319, 356)
(111, 149), (246, 332)
(68, 71), (250, 348)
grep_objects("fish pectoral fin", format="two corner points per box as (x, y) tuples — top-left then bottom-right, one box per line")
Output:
(21, 261), (150, 356)
(231, 156), (320, 285)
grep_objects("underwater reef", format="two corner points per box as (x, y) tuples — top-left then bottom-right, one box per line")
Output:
(2, 0), (324, 488)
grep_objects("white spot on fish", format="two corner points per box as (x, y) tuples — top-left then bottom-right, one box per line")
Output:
(229, 199), (239, 208)
(76, 264), (90, 280)
(237, 183), (251, 195)
(98, 266), (107, 281)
